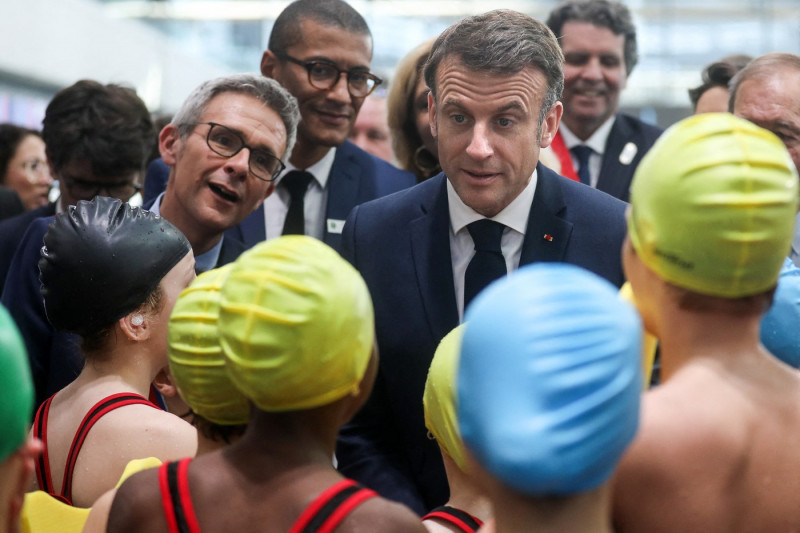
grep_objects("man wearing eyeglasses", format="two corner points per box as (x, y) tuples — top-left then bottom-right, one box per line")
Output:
(151, 74), (298, 273)
(228, 0), (415, 253)
(0, 80), (155, 407)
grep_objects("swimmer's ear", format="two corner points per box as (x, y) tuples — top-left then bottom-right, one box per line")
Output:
(119, 312), (151, 342)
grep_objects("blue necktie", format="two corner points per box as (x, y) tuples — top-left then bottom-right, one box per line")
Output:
(464, 219), (507, 311)
(281, 170), (313, 235)
(571, 145), (594, 186)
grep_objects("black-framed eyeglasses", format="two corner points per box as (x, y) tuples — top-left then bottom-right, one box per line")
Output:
(188, 122), (285, 182)
(277, 53), (383, 98)
(61, 176), (142, 202)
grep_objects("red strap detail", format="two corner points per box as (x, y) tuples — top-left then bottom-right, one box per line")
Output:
(159, 462), (181, 533)
(176, 458), (202, 533)
(316, 487), (377, 533)
(422, 510), (482, 533)
(61, 393), (159, 503)
(32, 396), (55, 495)
(550, 130), (579, 182)
(289, 479), (359, 533)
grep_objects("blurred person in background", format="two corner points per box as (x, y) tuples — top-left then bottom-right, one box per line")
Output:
(688, 54), (751, 114)
(387, 38), (440, 182)
(349, 91), (395, 163)
(0, 124), (52, 214)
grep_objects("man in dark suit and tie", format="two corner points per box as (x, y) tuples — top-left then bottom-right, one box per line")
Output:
(336, 9), (628, 515)
(229, 0), (415, 253)
(546, 0), (662, 201)
(2, 74), (299, 408)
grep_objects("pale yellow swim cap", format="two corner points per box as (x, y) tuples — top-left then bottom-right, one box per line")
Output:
(424, 325), (468, 472)
(220, 236), (375, 412)
(628, 113), (799, 297)
(168, 265), (250, 425)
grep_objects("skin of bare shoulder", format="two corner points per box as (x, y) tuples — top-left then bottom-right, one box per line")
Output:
(70, 404), (197, 506)
(106, 467), (170, 533)
(336, 495), (428, 532)
(612, 366), (757, 533)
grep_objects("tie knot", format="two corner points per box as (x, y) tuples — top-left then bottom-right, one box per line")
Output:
(571, 145), (594, 166)
(468, 219), (505, 252)
(282, 170), (313, 199)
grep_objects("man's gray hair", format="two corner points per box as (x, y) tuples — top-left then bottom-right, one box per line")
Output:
(546, 0), (638, 75)
(423, 9), (564, 128)
(171, 74), (300, 161)
(728, 52), (800, 112)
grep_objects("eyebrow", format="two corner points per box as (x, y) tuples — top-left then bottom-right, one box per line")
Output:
(223, 124), (279, 156)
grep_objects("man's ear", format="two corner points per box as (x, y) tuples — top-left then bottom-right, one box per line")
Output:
(119, 313), (151, 342)
(428, 91), (438, 140)
(538, 101), (563, 148)
(159, 124), (181, 167)
(261, 50), (278, 78)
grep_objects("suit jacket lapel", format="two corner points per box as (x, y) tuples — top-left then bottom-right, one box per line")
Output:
(236, 204), (266, 246)
(520, 164), (573, 266)
(324, 146), (361, 251)
(409, 175), (459, 339)
(597, 114), (635, 200)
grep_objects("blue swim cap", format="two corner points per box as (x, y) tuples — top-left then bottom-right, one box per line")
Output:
(761, 258), (800, 368)
(458, 263), (642, 495)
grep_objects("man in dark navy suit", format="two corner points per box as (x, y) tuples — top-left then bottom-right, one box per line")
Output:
(546, 0), (661, 202)
(2, 75), (299, 408)
(336, 9), (628, 515)
(228, 0), (415, 253)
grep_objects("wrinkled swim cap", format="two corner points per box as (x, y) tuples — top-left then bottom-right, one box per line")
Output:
(424, 325), (468, 472)
(761, 258), (800, 368)
(0, 304), (34, 462)
(168, 265), (250, 425)
(39, 197), (191, 335)
(220, 236), (374, 412)
(458, 263), (642, 496)
(628, 113), (799, 298)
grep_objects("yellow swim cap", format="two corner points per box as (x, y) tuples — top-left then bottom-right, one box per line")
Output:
(629, 113), (799, 297)
(220, 236), (375, 412)
(168, 265), (250, 425)
(424, 325), (468, 472)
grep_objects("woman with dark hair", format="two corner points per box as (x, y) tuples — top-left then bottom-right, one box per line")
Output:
(29, 196), (197, 509)
(0, 123), (52, 213)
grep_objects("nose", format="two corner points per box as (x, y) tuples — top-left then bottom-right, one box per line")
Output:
(225, 147), (251, 179)
(465, 122), (493, 160)
(580, 57), (603, 81)
(328, 73), (352, 103)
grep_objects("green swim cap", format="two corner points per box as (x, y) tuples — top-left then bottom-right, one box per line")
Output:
(629, 113), (799, 297)
(168, 265), (250, 425)
(220, 236), (374, 412)
(0, 304), (34, 462)
(424, 325), (468, 472)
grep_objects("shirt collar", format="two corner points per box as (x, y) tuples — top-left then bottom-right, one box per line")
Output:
(276, 147), (337, 189)
(560, 115), (617, 155)
(447, 168), (537, 235)
(151, 192), (222, 272)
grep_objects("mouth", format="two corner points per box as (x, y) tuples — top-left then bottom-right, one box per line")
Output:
(314, 107), (351, 124)
(463, 169), (499, 181)
(208, 183), (239, 203)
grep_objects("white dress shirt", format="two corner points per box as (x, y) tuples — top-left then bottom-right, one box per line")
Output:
(560, 116), (616, 188)
(263, 148), (336, 241)
(448, 169), (538, 320)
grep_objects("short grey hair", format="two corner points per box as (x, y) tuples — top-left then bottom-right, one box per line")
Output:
(729, 52), (800, 112)
(171, 74), (300, 161)
(423, 10), (564, 128)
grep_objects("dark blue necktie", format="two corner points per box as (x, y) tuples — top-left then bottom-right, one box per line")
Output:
(464, 219), (507, 311)
(571, 145), (594, 186)
(281, 170), (313, 235)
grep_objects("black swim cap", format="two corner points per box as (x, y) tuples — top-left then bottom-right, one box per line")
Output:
(39, 196), (191, 335)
